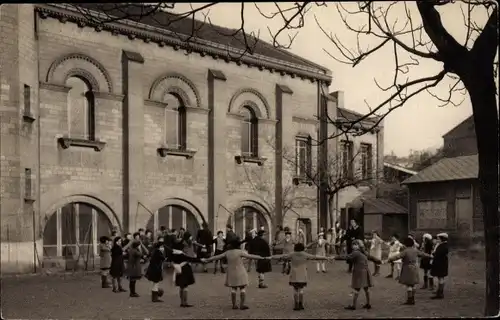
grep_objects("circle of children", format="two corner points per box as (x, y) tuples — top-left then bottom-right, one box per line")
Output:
(97, 218), (449, 312)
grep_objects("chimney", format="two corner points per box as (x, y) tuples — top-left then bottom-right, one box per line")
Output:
(332, 91), (345, 109)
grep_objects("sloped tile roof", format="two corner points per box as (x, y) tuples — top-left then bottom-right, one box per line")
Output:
(336, 107), (378, 125)
(347, 192), (408, 215)
(68, 3), (330, 73)
(364, 197), (408, 215)
(402, 154), (478, 184)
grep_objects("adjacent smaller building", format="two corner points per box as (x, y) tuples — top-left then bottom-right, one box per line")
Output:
(343, 162), (416, 239)
(402, 116), (483, 245)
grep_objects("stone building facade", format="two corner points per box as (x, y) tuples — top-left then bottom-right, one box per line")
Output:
(0, 4), (383, 273)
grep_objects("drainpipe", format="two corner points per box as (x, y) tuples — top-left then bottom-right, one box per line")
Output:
(35, 9), (42, 271)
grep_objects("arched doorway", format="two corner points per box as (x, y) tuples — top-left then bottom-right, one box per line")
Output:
(43, 202), (113, 258)
(227, 206), (270, 242)
(146, 204), (201, 237)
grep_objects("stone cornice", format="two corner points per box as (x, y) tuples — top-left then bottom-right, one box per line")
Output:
(94, 91), (124, 101)
(144, 99), (169, 109)
(39, 82), (71, 92)
(36, 4), (332, 85)
(226, 113), (244, 120)
(185, 106), (209, 114)
(258, 118), (278, 124)
(292, 116), (319, 125)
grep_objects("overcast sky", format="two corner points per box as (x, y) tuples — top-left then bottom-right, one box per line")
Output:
(173, 2), (494, 156)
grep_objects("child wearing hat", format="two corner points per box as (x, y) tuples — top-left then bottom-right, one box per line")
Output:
(420, 233), (434, 290)
(369, 231), (383, 276)
(110, 236), (127, 293)
(282, 231), (295, 274)
(145, 237), (167, 302)
(201, 237), (266, 310)
(386, 233), (403, 280)
(430, 232), (449, 299)
(268, 242), (333, 310)
(99, 236), (112, 288)
(250, 229), (272, 288)
(126, 240), (143, 297)
(385, 236), (433, 305)
(307, 232), (327, 273)
(170, 240), (203, 307)
(335, 239), (382, 310)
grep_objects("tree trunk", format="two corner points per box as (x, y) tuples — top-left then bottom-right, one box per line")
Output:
(464, 68), (499, 316)
(328, 195), (336, 240)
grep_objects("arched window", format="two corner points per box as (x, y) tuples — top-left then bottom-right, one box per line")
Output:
(146, 204), (200, 237)
(164, 93), (187, 150)
(227, 206), (269, 241)
(66, 76), (95, 140)
(241, 106), (258, 157)
(43, 202), (113, 258)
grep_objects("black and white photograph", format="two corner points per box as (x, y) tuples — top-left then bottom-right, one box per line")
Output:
(0, 2), (498, 319)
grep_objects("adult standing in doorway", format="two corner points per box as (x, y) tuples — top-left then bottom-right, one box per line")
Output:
(341, 219), (364, 273)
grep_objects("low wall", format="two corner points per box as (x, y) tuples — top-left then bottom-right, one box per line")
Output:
(0, 240), (42, 274)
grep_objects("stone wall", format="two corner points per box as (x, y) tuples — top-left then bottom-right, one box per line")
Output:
(1, 5), (325, 273)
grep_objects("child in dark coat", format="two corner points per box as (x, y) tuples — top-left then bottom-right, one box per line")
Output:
(251, 230), (272, 288)
(145, 238), (166, 302)
(335, 239), (381, 310)
(171, 241), (203, 307)
(110, 236), (127, 293)
(430, 233), (449, 299)
(420, 233), (434, 290)
(99, 236), (112, 288)
(386, 237), (432, 305)
(126, 241), (143, 297)
(213, 230), (226, 274)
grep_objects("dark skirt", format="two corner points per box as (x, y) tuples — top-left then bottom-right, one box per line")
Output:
(128, 275), (142, 280)
(256, 259), (272, 274)
(290, 282), (307, 289)
(145, 264), (163, 283)
(197, 247), (212, 259)
(175, 264), (195, 288)
(420, 257), (431, 270)
(430, 261), (448, 278)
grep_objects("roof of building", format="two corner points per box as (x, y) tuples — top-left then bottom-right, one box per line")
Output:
(402, 154), (478, 184)
(442, 115), (474, 139)
(60, 3), (330, 75)
(347, 192), (408, 215)
(383, 162), (418, 175)
(336, 107), (378, 124)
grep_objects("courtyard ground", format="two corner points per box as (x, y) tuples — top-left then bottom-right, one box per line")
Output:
(1, 253), (485, 319)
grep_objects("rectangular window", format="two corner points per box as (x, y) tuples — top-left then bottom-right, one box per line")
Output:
(295, 137), (312, 177)
(417, 200), (448, 229)
(177, 107), (187, 150)
(341, 140), (354, 178)
(360, 143), (373, 179)
(241, 121), (252, 156)
(164, 108), (179, 149)
(24, 168), (32, 199)
(24, 84), (31, 115)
